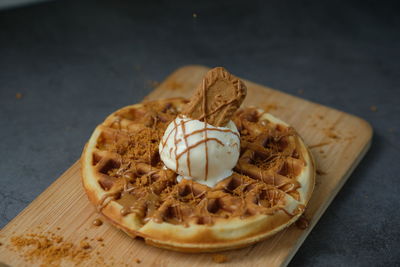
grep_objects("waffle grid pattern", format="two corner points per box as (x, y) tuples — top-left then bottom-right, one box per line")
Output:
(87, 99), (306, 227)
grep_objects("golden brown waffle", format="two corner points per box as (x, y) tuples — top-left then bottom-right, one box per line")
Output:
(81, 98), (315, 252)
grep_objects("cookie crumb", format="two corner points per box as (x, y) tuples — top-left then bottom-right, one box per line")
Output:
(263, 103), (278, 112)
(324, 127), (340, 139)
(96, 237), (103, 242)
(295, 215), (309, 229)
(212, 254), (228, 263)
(135, 258), (141, 263)
(192, 13), (198, 18)
(80, 240), (91, 249)
(297, 89), (304, 95)
(93, 219), (103, 226)
(16, 93), (22, 99)
(370, 105), (377, 112)
(53, 236), (63, 243)
(10, 233), (91, 265)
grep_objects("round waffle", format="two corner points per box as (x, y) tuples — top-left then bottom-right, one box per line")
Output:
(81, 98), (315, 252)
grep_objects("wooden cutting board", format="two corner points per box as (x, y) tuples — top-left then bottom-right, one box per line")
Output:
(0, 65), (372, 267)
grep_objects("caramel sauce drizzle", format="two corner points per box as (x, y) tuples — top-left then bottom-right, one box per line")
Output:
(181, 118), (191, 176)
(161, 118), (239, 148)
(176, 138), (224, 160)
(92, 218), (103, 226)
(183, 127), (239, 139)
(202, 80), (209, 181)
(173, 118), (179, 173)
(160, 115), (239, 181)
(98, 192), (117, 211)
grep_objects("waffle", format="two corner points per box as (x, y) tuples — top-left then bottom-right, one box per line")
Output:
(81, 97), (315, 252)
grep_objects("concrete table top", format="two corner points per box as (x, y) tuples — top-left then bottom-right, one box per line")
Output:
(0, 1), (399, 266)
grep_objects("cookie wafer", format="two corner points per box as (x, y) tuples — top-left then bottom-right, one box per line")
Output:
(182, 67), (247, 126)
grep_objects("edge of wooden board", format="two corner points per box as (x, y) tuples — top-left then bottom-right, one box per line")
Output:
(0, 160), (82, 232)
(282, 139), (372, 266)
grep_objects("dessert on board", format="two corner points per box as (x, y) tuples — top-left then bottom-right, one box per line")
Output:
(81, 67), (315, 252)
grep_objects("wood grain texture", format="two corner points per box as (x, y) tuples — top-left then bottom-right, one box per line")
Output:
(0, 65), (372, 267)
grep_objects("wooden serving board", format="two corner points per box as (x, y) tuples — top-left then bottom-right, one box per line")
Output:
(0, 66), (372, 267)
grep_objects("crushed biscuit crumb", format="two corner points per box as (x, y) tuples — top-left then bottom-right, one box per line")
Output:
(370, 105), (377, 112)
(53, 236), (63, 243)
(16, 93), (22, 99)
(80, 240), (91, 249)
(93, 219), (103, 226)
(323, 126), (340, 140)
(212, 254), (228, 263)
(263, 103), (278, 112)
(295, 215), (309, 229)
(10, 233), (91, 266)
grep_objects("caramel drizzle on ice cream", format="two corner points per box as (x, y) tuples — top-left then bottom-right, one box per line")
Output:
(160, 116), (239, 181)
(202, 81), (210, 180)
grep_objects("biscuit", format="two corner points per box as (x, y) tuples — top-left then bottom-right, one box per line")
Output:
(182, 67), (247, 126)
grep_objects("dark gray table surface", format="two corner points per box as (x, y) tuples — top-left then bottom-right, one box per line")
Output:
(1, 0), (399, 266)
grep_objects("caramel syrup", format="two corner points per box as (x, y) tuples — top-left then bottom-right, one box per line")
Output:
(92, 219), (103, 226)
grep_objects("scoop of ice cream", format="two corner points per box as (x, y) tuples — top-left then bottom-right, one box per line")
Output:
(159, 115), (240, 187)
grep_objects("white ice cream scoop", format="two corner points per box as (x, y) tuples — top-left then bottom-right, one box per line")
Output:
(159, 115), (240, 187)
